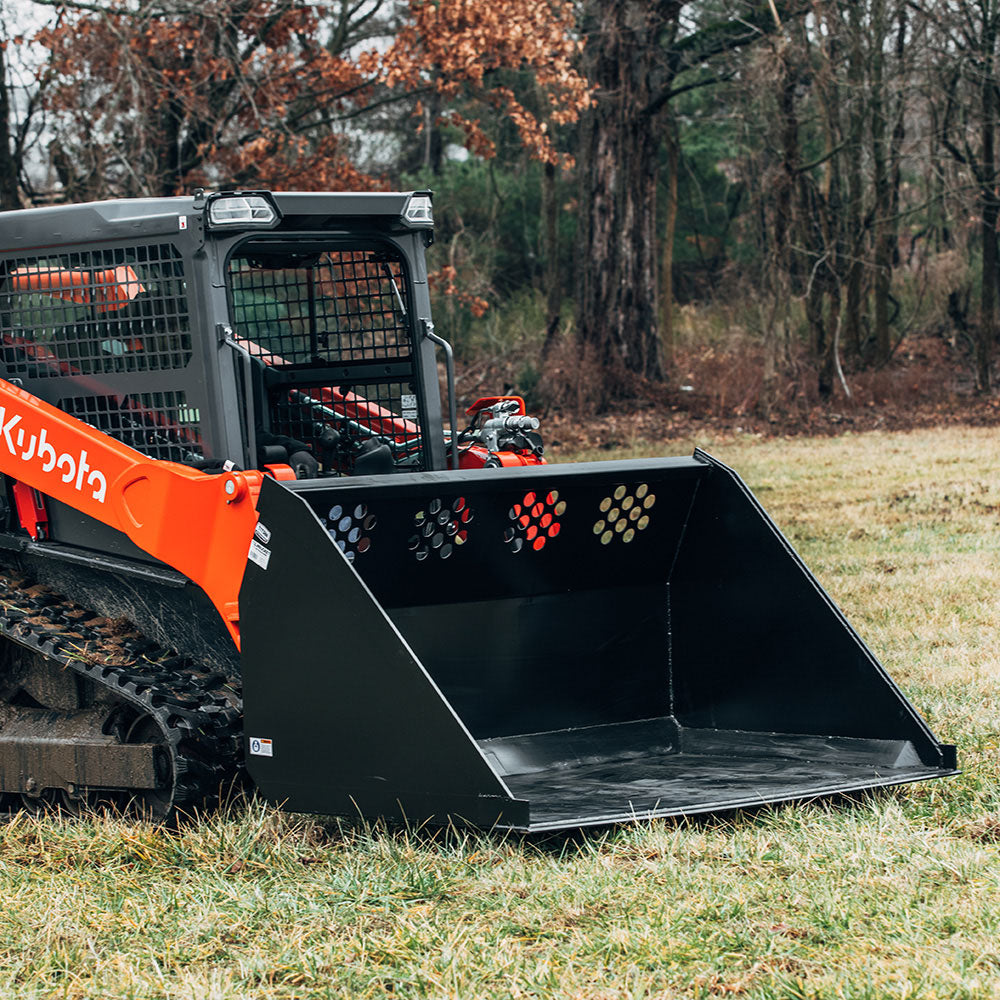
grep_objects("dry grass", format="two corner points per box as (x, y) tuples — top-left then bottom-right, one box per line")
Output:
(3, 426), (1000, 999)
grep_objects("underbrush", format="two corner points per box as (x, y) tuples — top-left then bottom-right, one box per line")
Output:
(444, 288), (994, 450)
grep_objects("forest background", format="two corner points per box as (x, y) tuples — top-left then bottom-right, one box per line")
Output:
(2, 0), (1000, 447)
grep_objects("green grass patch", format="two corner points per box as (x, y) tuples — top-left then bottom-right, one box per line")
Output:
(3, 427), (1000, 998)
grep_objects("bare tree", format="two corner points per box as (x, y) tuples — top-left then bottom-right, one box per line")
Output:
(32, 0), (398, 198)
(575, 1), (803, 396)
(0, 3), (48, 208)
(914, 0), (1000, 392)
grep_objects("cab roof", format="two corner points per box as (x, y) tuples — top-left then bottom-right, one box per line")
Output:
(0, 191), (431, 253)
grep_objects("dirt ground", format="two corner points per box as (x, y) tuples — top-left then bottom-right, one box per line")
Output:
(541, 391), (1000, 454)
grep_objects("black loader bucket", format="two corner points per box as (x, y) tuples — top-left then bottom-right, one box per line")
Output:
(240, 450), (955, 832)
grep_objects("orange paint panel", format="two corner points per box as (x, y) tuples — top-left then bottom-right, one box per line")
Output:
(0, 380), (257, 649)
(263, 464), (297, 482)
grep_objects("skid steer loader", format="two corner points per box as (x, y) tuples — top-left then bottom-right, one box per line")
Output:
(0, 190), (955, 830)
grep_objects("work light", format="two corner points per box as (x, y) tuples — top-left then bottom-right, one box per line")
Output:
(206, 193), (280, 228)
(403, 193), (433, 226)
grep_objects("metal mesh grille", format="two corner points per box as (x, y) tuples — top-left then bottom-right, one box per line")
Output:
(272, 381), (422, 473)
(0, 244), (192, 377)
(229, 250), (412, 365)
(59, 392), (204, 463)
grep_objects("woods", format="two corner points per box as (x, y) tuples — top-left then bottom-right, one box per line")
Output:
(4, 0), (1000, 417)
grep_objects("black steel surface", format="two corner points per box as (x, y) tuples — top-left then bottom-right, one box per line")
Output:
(669, 450), (947, 757)
(240, 455), (955, 831)
(241, 476), (523, 826)
(502, 742), (946, 831)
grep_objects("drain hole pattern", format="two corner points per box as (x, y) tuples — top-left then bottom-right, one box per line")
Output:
(592, 483), (655, 545)
(504, 489), (567, 553)
(408, 496), (474, 561)
(326, 502), (377, 562)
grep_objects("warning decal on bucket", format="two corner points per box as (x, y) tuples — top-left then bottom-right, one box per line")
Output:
(249, 737), (273, 757)
(248, 539), (271, 570)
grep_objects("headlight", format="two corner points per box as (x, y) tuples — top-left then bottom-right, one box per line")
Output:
(403, 193), (433, 226)
(206, 193), (280, 228)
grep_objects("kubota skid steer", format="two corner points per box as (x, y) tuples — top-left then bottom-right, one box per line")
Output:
(0, 190), (955, 830)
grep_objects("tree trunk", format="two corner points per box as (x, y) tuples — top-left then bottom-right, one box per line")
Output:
(422, 92), (444, 175)
(844, 0), (864, 359)
(156, 96), (184, 197)
(977, 15), (998, 393)
(759, 39), (800, 419)
(0, 40), (19, 210)
(870, 0), (892, 366)
(541, 160), (562, 358)
(660, 111), (679, 369)
(577, 0), (666, 388)
(889, 1), (907, 270)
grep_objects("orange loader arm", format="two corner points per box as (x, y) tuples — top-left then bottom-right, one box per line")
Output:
(0, 379), (259, 649)
(10, 265), (144, 312)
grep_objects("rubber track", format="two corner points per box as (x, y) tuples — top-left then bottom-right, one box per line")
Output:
(0, 569), (243, 817)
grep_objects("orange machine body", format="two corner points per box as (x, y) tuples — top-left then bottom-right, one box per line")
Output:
(0, 380), (260, 648)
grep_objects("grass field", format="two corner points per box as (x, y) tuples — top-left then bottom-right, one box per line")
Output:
(2, 426), (999, 999)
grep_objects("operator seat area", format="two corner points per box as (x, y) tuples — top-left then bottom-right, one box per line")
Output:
(245, 353), (397, 479)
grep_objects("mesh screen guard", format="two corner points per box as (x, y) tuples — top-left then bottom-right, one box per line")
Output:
(59, 392), (204, 463)
(0, 243), (205, 464)
(0, 244), (192, 377)
(228, 243), (427, 475)
(229, 246), (412, 367)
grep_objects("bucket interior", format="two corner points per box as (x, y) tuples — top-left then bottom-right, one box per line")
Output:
(242, 455), (954, 831)
(389, 588), (941, 830)
(280, 455), (951, 829)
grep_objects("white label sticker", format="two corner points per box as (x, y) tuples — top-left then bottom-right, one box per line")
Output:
(249, 737), (273, 757)
(401, 393), (418, 419)
(254, 521), (272, 545)
(178, 216), (188, 231)
(248, 539), (271, 570)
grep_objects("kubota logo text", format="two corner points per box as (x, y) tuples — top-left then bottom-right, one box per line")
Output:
(0, 407), (107, 503)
